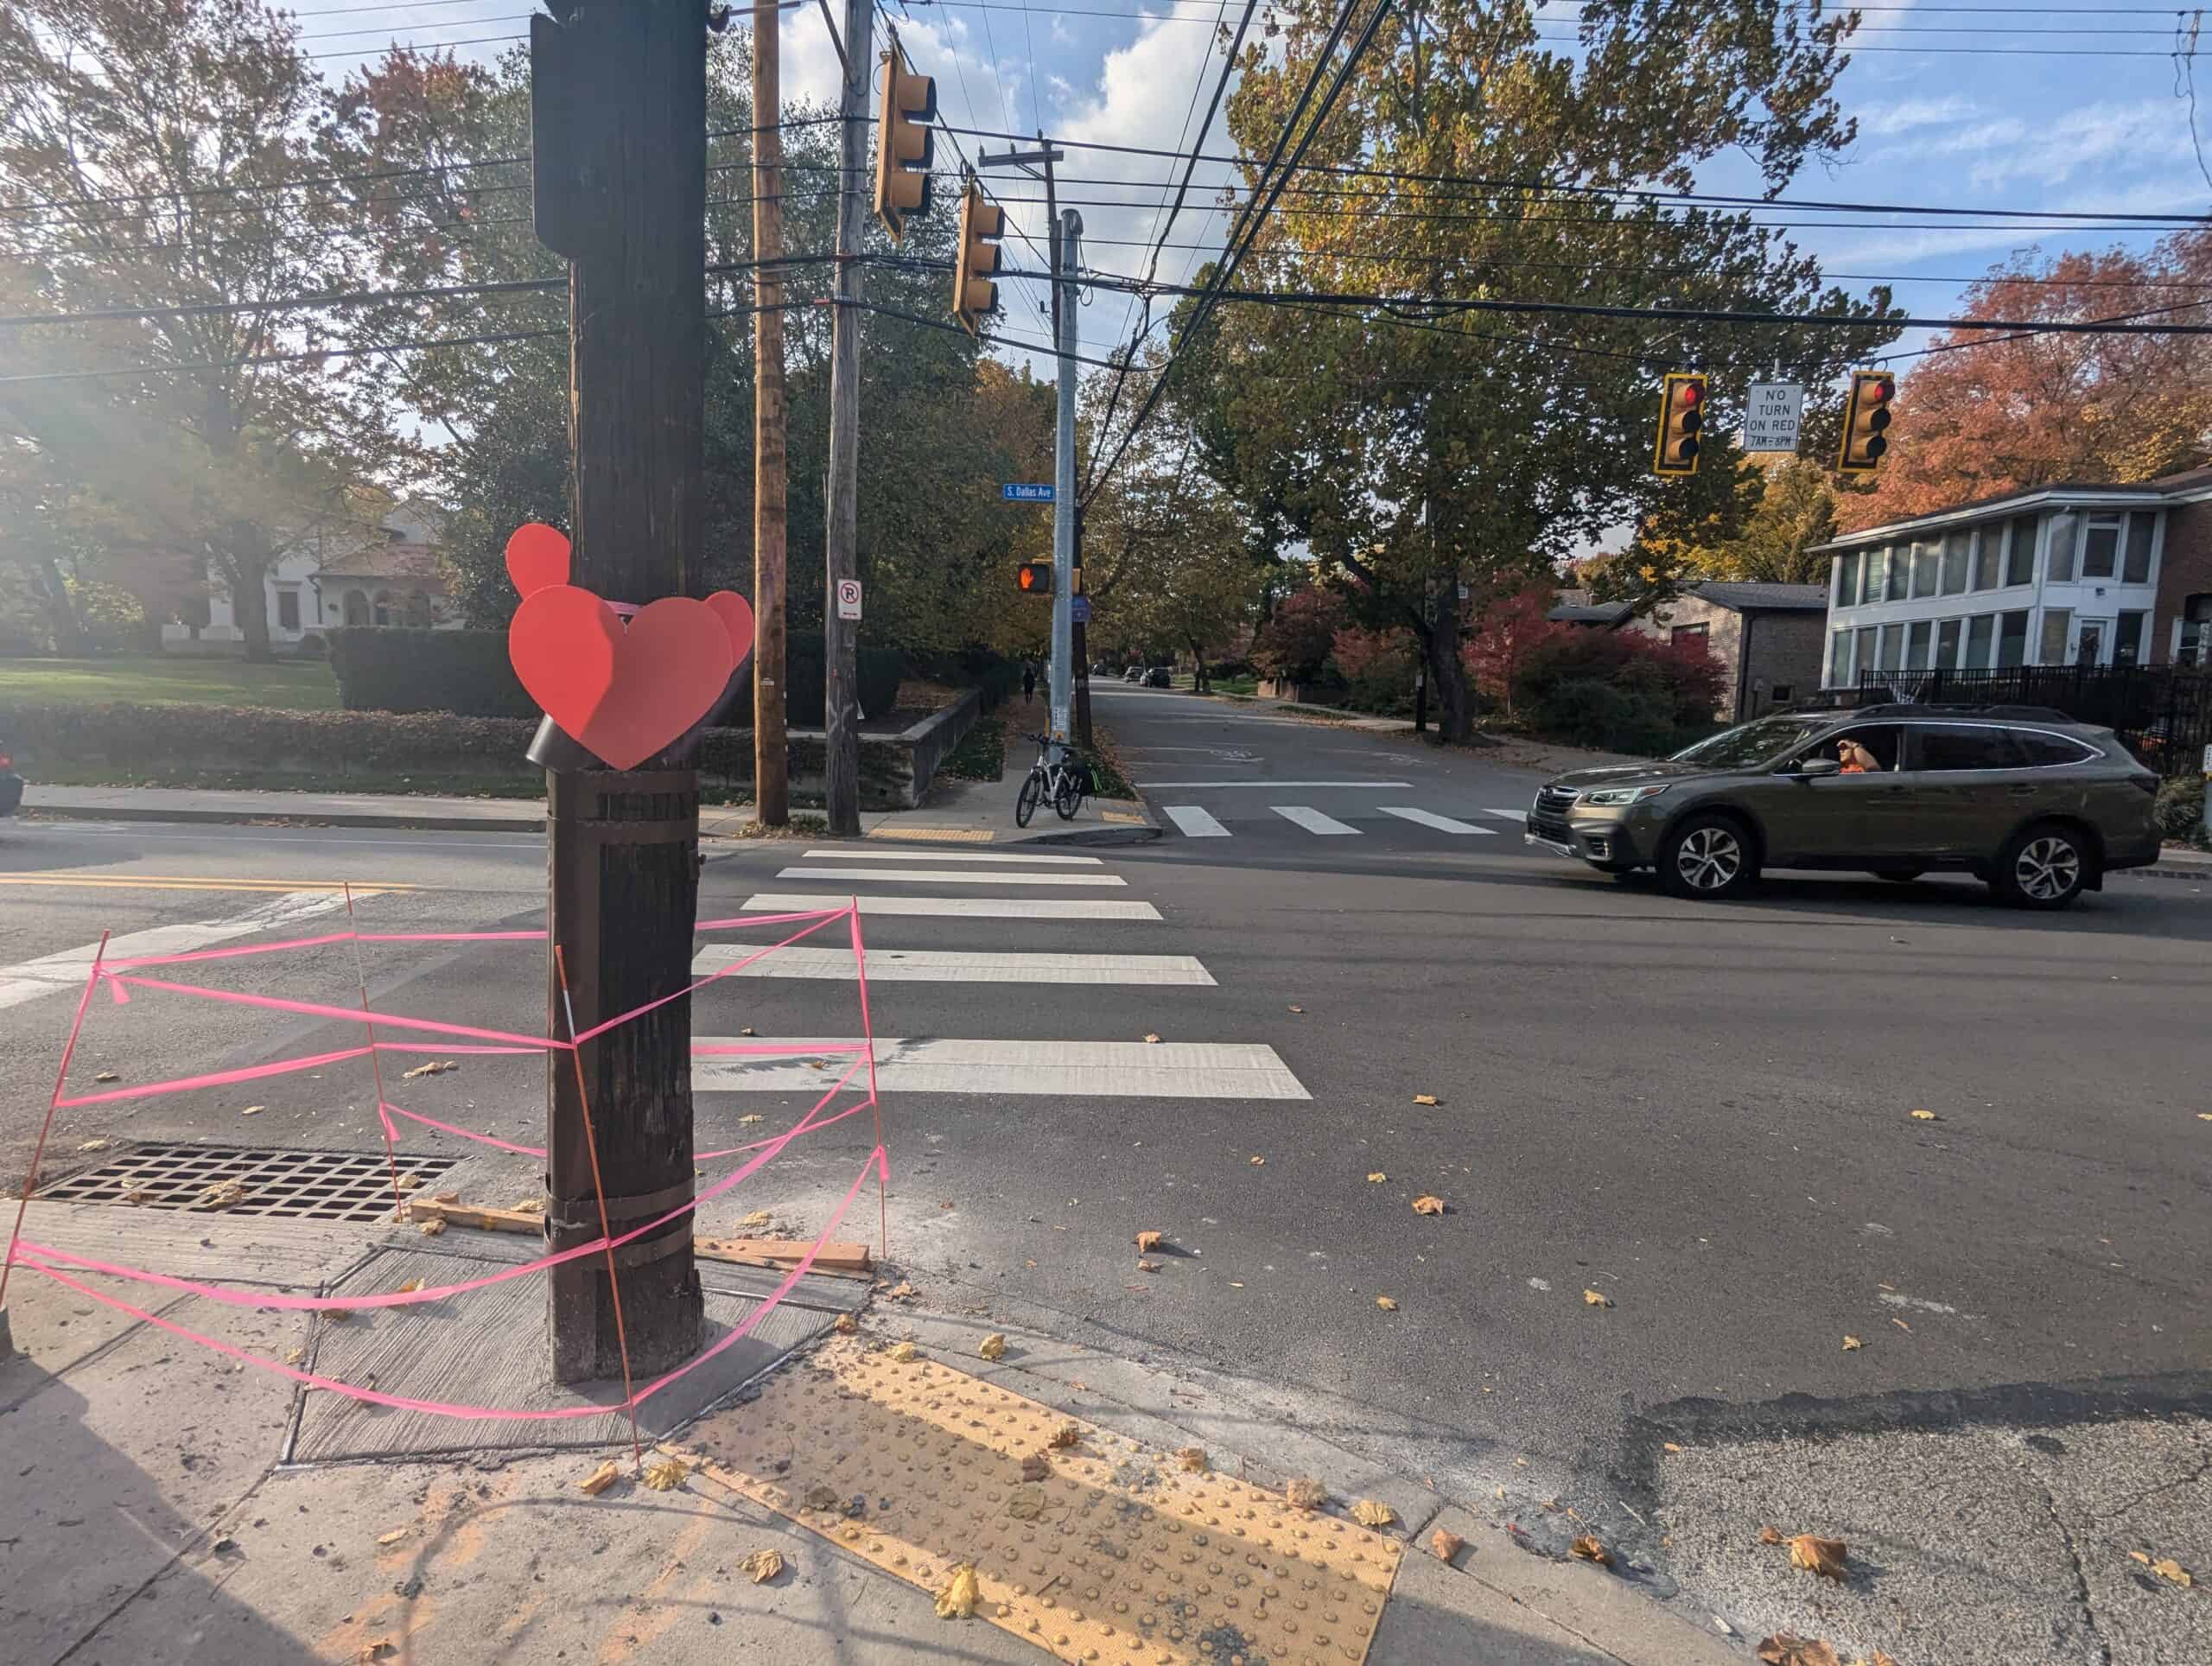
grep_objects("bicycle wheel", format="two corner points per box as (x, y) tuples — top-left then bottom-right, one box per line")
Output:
(1053, 772), (1083, 820)
(1015, 770), (1044, 828)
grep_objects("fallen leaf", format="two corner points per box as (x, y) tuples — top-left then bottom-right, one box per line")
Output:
(1285, 1477), (1325, 1510)
(1583, 1288), (1612, 1308)
(802, 1483), (839, 1510)
(193, 1179), (249, 1211)
(934, 1563), (981, 1619)
(1412, 1195), (1446, 1217)
(886, 1281), (917, 1300)
(285, 1346), (307, 1365)
(738, 1113), (765, 1126)
(1758, 1525), (1785, 1545)
(1142, 1033), (1161, 1044)
(1020, 1453), (1050, 1480)
(1376, 1295), (1399, 1311)
(1570, 1534), (1613, 1567)
(1662, 1442), (1685, 1454)
(1756, 1637), (1842, 1666)
(1135, 1258), (1160, 1273)
(1134, 1230), (1163, 1253)
(1910, 1109), (1938, 1122)
(1006, 1491), (1045, 1521)
(1789, 1534), (1848, 1580)
(93, 1071), (119, 1083)
(1431, 1529), (1465, 1561)
(739, 1209), (773, 1230)
(977, 1333), (1007, 1362)
(1352, 1499), (1396, 1529)
(1843, 1334), (1863, 1351)
(1047, 1422), (1081, 1450)
(1287, 1005), (1303, 1013)
(395, 1278), (423, 1294)
(416, 1218), (447, 1237)
(1367, 1172), (1388, 1183)
(77, 1138), (111, 1152)
(833, 1312), (859, 1334)
(400, 1059), (455, 1080)
(889, 1342), (918, 1363)
(2149, 1555), (2194, 1587)
(510, 1197), (543, 1213)
(1249, 1154), (1266, 1166)
(1867, 1654), (1903, 1666)
(396, 1173), (423, 1192)
(240, 1104), (264, 1116)
(1413, 1094), (1439, 1105)
(1891, 1317), (1910, 1331)
(642, 1458), (687, 1491)
(377, 1529), (408, 1546)
(123, 1186), (149, 1205)
(578, 1460), (620, 1496)
(739, 1026), (756, 1037)
(740, 1548), (784, 1584)
(1178, 1447), (1209, 1473)
(2199, 1113), (2212, 1122)
(358, 1644), (398, 1663)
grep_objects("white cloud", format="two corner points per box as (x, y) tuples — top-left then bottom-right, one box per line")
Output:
(1962, 101), (2203, 194)
(1857, 96), (1980, 135)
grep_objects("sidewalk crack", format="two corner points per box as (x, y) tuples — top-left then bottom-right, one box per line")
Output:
(2044, 1481), (2113, 1666)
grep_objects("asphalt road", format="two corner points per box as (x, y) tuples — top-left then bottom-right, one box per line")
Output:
(3, 687), (2208, 1662)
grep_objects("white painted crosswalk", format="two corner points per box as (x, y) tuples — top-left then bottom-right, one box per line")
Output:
(1479, 807), (1528, 822)
(695, 1038), (1308, 1099)
(1153, 801), (1530, 841)
(1271, 805), (1359, 836)
(1160, 805), (1230, 837)
(742, 892), (1162, 921)
(692, 945), (1216, 986)
(776, 866), (1128, 887)
(1379, 807), (1494, 836)
(798, 848), (1102, 865)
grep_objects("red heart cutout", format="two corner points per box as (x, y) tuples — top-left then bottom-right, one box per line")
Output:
(703, 590), (755, 667)
(509, 586), (736, 770)
(505, 523), (571, 599)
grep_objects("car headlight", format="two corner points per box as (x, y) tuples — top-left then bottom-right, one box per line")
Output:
(1579, 784), (1670, 807)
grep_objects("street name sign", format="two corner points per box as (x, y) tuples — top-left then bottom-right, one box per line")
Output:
(1003, 483), (1056, 502)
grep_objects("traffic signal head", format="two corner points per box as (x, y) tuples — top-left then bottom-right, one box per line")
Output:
(1015, 562), (1052, 595)
(953, 181), (1005, 333)
(1836, 370), (1895, 475)
(872, 48), (937, 242)
(1652, 372), (1707, 476)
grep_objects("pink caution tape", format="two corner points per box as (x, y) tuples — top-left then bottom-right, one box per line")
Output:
(55, 1046), (374, 1109)
(378, 1099), (546, 1158)
(19, 1145), (883, 1421)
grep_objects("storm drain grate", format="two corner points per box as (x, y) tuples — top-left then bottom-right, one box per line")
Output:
(36, 1143), (461, 1222)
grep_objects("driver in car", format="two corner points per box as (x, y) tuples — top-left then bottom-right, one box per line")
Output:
(1836, 737), (1880, 774)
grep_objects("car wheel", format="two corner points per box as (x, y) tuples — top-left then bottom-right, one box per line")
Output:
(1657, 813), (1758, 900)
(1992, 822), (2089, 910)
(1871, 868), (1926, 882)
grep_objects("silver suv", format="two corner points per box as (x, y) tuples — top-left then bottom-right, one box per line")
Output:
(1525, 705), (2162, 909)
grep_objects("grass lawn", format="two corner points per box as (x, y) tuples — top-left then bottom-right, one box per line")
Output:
(0, 655), (340, 710)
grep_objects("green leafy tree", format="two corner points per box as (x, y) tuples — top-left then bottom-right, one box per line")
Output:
(1178, 0), (1897, 740)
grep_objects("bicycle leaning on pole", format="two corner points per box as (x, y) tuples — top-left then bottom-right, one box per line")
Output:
(1014, 731), (1093, 827)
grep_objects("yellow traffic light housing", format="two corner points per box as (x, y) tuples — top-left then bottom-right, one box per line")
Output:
(872, 48), (936, 242)
(1836, 370), (1895, 475)
(1652, 372), (1707, 477)
(953, 180), (1005, 334)
(1015, 563), (1052, 595)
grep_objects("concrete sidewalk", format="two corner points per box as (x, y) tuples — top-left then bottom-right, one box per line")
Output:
(17, 779), (1160, 847)
(1, 1197), (1735, 1666)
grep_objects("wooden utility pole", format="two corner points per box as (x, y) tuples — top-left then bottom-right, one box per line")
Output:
(751, 0), (789, 825)
(821, 0), (869, 836)
(528, 0), (708, 1383)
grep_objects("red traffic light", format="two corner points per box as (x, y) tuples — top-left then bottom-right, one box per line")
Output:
(1864, 378), (1890, 404)
(1676, 381), (1702, 407)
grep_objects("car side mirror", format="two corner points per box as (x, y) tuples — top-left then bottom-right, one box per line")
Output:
(1793, 756), (1843, 779)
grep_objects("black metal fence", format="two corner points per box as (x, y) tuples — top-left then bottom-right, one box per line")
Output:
(1856, 663), (2212, 777)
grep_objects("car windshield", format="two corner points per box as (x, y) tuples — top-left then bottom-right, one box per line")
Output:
(1669, 716), (1829, 769)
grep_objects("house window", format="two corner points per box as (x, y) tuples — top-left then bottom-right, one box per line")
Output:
(1671, 622), (1709, 646)
(2038, 607), (2072, 664)
(1941, 531), (1970, 595)
(342, 589), (370, 627)
(404, 590), (432, 628)
(1834, 552), (1860, 608)
(1885, 544), (1910, 601)
(1936, 618), (1962, 667)
(1864, 547), (1890, 605)
(2005, 516), (2038, 585)
(372, 588), (397, 627)
(1964, 614), (1995, 670)
(2046, 512), (2078, 582)
(1972, 528), (1999, 590)
(2181, 595), (2212, 665)
(1829, 628), (1853, 684)
(2124, 512), (2155, 582)
(1911, 539), (1940, 597)
(276, 589), (300, 632)
(2114, 611), (2147, 666)
(2081, 517), (2121, 580)
(1996, 610), (2030, 667)
(1878, 623), (1904, 671)
(1853, 626), (1875, 679)
(1905, 620), (1932, 671)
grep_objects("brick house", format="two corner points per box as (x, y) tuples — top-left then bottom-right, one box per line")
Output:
(1549, 582), (1829, 721)
(1807, 466), (2212, 687)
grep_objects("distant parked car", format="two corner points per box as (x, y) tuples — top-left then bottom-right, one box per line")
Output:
(1145, 666), (1172, 688)
(0, 739), (22, 820)
(1122, 665), (1144, 682)
(1525, 703), (2160, 910)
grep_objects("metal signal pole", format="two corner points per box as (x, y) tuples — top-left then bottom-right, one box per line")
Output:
(751, 0), (789, 826)
(1051, 209), (1082, 751)
(822, 0), (870, 836)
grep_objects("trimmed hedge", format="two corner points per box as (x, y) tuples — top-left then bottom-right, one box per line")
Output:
(328, 627), (535, 719)
(1, 700), (540, 774)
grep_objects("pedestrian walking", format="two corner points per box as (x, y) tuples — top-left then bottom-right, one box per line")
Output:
(1022, 661), (1037, 704)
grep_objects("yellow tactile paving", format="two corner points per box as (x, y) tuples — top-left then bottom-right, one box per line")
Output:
(864, 826), (997, 843)
(677, 1339), (1402, 1666)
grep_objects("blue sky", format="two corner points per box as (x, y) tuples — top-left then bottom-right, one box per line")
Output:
(315, 3), (2212, 376)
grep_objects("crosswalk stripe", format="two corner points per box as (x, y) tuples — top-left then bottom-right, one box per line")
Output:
(1161, 806), (1230, 837)
(798, 849), (1102, 865)
(776, 867), (1126, 887)
(741, 893), (1162, 921)
(695, 1038), (1308, 1099)
(1272, 805), (1360, 836)
(1479, 808), (1529, 822)
(1378, 807), (1496, 836)
(692, 946), (1215, 985)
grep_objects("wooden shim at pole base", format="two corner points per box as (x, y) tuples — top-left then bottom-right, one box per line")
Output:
(408, 1195), (542, 1234)
(403, 1198), (871, 1274)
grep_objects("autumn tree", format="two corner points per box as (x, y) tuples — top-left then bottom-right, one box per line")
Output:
(1178, 0), (1897, 741)
(1838, 232), (2212, 531)
(0, 0), (398, 659)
